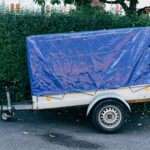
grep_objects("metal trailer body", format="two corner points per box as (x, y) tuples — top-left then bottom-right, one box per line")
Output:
(2, 84), (150, 114)
(32, 84), (150, 113)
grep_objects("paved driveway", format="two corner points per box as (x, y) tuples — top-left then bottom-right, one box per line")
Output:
(0, 108), (150, 150)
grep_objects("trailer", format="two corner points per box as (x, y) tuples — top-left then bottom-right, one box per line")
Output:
(1, 27), (150, 133)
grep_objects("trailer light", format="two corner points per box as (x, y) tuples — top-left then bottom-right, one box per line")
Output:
(46, 96), (52, 101)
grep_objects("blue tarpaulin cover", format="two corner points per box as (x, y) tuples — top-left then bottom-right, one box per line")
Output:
(26, 27), (150, 96)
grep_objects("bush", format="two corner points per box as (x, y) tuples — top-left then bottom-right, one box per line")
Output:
(0, 6), (149, 103)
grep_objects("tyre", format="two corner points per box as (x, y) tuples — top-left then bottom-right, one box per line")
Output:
(1, 111), (12, 121)
(92, 100), (127, 133)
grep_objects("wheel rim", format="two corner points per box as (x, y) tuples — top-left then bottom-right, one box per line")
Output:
(98, 105), (122, 129)
(2, 112), (9, 120)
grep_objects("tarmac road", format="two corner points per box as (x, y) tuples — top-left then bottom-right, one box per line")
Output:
(0, 108), (150, 150)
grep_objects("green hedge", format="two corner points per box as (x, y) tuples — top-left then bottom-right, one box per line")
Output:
(0, 6), (149, 103)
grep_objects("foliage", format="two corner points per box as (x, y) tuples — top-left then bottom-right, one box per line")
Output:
(0, 6), (149, 103)
(33, 0), (46, 13)
(33, 0), (45, 6)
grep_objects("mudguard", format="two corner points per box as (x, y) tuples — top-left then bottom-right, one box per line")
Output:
(87, 92), (131, 116)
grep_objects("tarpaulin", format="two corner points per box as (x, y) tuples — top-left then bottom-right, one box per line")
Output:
(26, 27), (150, 96)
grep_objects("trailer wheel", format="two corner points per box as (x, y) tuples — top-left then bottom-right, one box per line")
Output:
(92, 100), (126, 133)
(1, 111), (12, 121)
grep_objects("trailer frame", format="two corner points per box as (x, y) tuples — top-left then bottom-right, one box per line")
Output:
(1, 84), (150, 132)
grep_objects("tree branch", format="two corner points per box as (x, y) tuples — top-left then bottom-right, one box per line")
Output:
(118, 0), (129, 13)
(105, 0), (118, 4)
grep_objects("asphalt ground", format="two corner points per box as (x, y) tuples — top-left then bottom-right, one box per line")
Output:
(0, 108), (150, 150)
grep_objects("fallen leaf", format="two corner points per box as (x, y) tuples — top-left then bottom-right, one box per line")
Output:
(22, 131), (29, 135)
(76, 119), (79, 122)
(49, 134), (55, 138)
(137, 123), (142, 126)
(58, 112), (62, 115)
(17, 118), (23, 121)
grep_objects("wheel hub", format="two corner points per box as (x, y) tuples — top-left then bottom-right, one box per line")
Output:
(105, 112), (116, 123)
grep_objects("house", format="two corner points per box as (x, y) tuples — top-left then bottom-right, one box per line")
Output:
(0, 0), (75, 12)
(0, 0), (40, 11)
(138, 6), (150, 16)
(106, 0), (150, 14)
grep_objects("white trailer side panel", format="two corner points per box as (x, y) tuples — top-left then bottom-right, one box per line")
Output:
(32, 84), (150, 110)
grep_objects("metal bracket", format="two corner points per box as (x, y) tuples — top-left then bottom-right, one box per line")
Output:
(5, 86), (13, 113)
